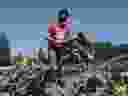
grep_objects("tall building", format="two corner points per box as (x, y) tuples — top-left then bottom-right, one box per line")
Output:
(0, 32), (9, 48)
(0, 32), (11, 66)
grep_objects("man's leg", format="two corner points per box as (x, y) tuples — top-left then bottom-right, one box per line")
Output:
(48, 48), (57, 69)
(55, 47), (65, 64)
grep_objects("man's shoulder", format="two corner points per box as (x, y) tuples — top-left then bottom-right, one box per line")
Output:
(48, 23), (66, 33)
(48, 24), (56, 32)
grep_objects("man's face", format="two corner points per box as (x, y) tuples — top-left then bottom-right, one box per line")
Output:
(64, 16), (72, 29)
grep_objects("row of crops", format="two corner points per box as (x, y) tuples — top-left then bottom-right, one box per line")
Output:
(95, 41), (128, 48)
(95, 41), (112, 48)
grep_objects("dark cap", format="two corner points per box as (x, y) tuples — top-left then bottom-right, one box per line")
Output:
(58, 8), (72, 24)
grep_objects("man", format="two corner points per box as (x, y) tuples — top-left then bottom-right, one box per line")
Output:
(48, 8), (72, 64)
(48, 8), (72, 48)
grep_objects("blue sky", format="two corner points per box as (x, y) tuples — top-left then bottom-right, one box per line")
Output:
(0, 0), (128, 8)
(0, 8), (128, 48)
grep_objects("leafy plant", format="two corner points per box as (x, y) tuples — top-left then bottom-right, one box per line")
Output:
(112, 80), (128, 96)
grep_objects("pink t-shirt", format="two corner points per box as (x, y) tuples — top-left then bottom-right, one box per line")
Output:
(48, 24), (65, 48)
(48, 16), (72, 48)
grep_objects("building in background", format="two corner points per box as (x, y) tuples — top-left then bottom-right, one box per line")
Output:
(0, 32), (11, 66)
(0, 32), (9, 48)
